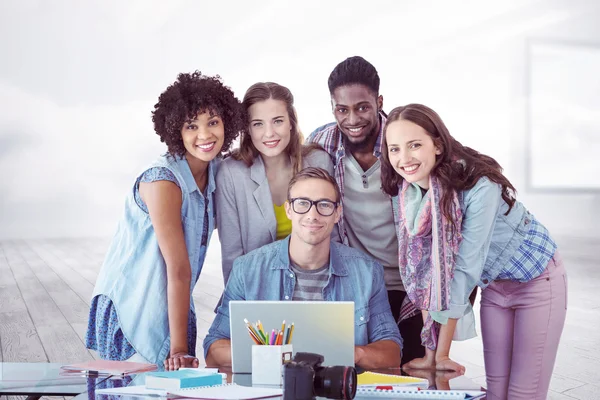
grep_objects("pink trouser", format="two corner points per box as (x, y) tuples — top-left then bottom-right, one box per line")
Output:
(480, 252), (567, 400)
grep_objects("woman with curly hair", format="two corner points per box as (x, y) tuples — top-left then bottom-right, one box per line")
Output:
(214, 82), (336, 289)
(381, 104), (566, 399)
(86, 71), (243, 371)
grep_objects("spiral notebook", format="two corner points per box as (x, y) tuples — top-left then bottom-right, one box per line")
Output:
(168, 383), (283, 399)
(355, 388), (486, 399)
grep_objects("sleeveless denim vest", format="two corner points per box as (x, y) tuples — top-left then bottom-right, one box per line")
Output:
(92, 154), (218, 365)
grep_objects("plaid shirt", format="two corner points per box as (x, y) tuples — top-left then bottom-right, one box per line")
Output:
(306, 112), (387, 245)
(306, 113), (420, 322)
(497, 217), (557, 281)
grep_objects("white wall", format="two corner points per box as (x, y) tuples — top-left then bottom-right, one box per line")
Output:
(1, 0), (599, 240)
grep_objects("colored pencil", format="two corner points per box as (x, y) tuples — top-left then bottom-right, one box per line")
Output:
(285, 325), (291, 344)
(244, 318), (265, 344)
(287, 323), (295, 344)
(255, 323), (267, 344)
(246, 326), (262, 344)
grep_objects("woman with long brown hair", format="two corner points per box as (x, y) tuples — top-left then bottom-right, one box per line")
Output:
(216, 82), (336, 286)
(381, 103), (566, 400)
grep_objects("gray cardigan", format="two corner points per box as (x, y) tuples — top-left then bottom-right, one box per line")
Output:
(215, 149), (337, 285)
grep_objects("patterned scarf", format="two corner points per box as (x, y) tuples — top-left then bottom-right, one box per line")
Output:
(397, 176), (462, 350)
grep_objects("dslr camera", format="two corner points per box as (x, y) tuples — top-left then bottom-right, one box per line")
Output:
(283, 352), (356, 400)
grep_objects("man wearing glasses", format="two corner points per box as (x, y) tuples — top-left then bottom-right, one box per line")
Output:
(204, 167), (402, 369)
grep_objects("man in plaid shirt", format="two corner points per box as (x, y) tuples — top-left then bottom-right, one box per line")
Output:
(306, 56), (424, 365)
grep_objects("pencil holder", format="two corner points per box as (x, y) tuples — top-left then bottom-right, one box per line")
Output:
(251, 344), (293, 386)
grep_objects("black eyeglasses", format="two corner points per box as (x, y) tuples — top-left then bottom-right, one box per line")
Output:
(289, 197), (338, 216)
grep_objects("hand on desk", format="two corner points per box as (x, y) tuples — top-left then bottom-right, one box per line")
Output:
(403, 355), (465, 374)
(403, 367), (463, 390)
(435, 356), (466, 375)
(402, 346), (465, 375)
(164, 352), (199, 371)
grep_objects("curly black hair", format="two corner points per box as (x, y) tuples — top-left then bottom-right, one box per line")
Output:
(152, 71), (243, 157)
(327, 56), (380, 96)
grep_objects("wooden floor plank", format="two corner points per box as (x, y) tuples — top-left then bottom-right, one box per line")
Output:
(2, 241), (92, 364)
(0, 246), (28, 315)
(35, 323), (93, 364)
(75, 237), (111, 265)
(16, 242), (90, 325)
(70, 322), (91, 348)
(548, 390), (579, 399)
(2, 242), (65, 328)
(0, 311), (47, 363)
(562, 383), (600, 400)
(25, 240), (94, 306)
(39, 239), (99, 286)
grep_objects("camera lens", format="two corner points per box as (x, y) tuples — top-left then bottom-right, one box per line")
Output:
(313, 366), (357, 400)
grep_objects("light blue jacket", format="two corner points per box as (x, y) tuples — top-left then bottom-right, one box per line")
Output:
(393, 177), (554, 319)
(92, 154), (217, 365)
(203, 237), (403, 358)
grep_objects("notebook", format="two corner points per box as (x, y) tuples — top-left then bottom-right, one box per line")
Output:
(145, 370), (224, 390)
(168, 383), (283, 399)
(355, 388), (486, 399)
(60, 360), (157, 376)
(357, 371), (429, 388)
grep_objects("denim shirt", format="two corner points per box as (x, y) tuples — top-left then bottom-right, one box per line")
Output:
(92, 154), (218, 365)
(393, 177), (556, 320)
(203, 237), (402, 359)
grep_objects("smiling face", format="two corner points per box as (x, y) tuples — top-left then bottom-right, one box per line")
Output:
(331, 84), (383, 151)
(181, 111), (225, 163)
(285, 177), (341, 247)
(247, 98), (292, 159)
(385, 119), (441, 189)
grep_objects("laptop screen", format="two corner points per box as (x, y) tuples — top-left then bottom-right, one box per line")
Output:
(229, 300), (355, 373)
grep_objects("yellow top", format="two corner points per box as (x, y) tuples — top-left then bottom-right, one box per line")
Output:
(274, 203), (292, 240)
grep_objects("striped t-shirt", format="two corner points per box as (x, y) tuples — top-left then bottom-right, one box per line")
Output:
(290, 262), (329, 301)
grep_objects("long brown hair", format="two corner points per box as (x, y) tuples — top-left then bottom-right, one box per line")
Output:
(232, 82), (317, 174)
(380, 104), (516, 222)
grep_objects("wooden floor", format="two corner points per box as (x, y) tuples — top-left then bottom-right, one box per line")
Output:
(0, 236), (598, 399)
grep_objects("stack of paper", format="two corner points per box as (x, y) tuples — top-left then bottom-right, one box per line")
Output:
(60, 360), (157, 376)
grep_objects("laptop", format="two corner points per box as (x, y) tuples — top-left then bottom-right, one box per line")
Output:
(229, 300), (355, 373)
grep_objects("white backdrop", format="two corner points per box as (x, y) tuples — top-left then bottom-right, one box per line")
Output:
(1, 0), (599, 239)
